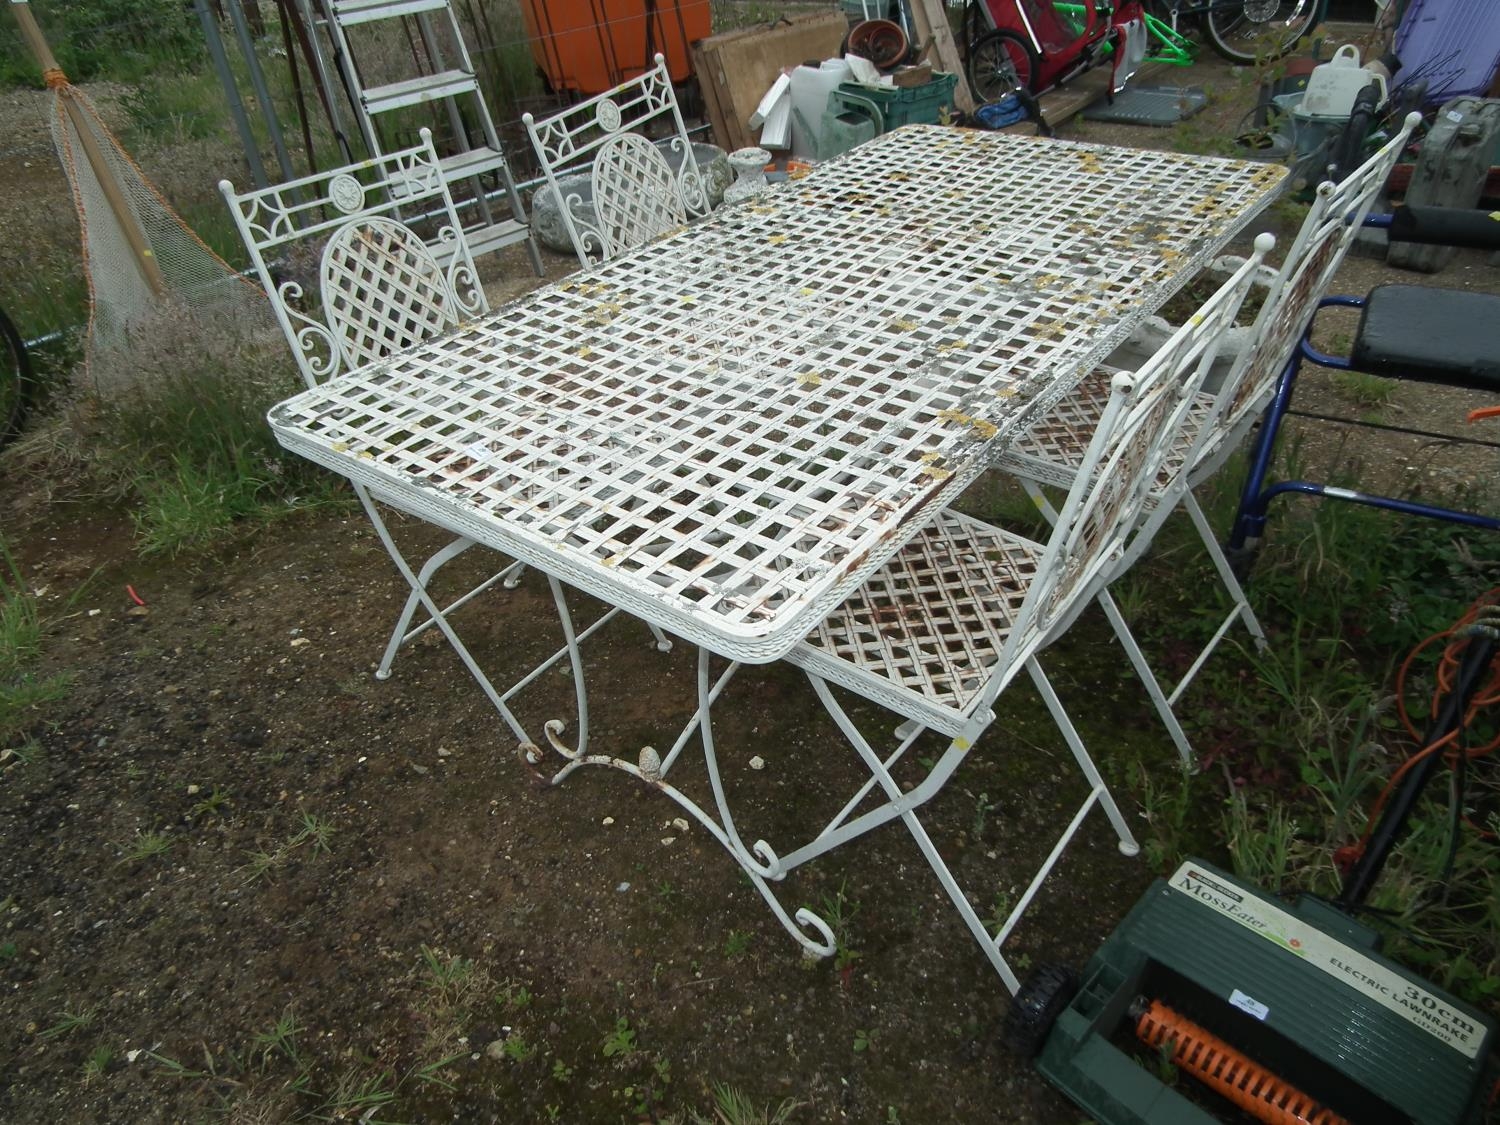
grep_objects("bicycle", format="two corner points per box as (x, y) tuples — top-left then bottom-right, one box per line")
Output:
(965, 0), (1328, 102)
(0, 305), (34, 448)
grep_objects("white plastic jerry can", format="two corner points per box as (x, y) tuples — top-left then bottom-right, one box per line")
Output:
(1300, 44), (1387, 118)
(789, 58), (853, 159)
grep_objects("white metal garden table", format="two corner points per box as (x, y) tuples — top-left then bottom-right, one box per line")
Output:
(269, 124), (1285, 960)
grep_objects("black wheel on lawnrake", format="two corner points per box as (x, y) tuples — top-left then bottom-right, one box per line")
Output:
(1002, 963), (1079, 1058)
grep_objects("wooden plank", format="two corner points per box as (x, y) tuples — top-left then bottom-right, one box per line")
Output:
(691, 38), (735, 151)
(691, 12), (848, 151)
(907, 0), (974, 113)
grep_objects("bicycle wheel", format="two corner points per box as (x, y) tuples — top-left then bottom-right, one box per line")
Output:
(1203, 0), (1326, 65)
(0, 306), (31, 446)
(967, 29), (1040, 101)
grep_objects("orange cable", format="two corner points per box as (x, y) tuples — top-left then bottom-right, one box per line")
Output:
(1344, 589), (1500, 862)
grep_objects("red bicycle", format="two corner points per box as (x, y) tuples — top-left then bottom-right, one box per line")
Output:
(965, 0), (1328, 101)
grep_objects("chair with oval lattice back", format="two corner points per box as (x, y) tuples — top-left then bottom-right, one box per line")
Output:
(524, 54), (707, 267)
(222, 130), (670, 702)
(591, 131), (689, 261)
(319, 215), (470, 369)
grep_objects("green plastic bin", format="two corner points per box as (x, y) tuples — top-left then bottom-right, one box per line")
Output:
(832, 72), (958, 134)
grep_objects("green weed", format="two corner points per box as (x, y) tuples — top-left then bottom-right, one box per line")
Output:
(1223, 786), (1298, 893)
(290, 811), (335, 855)
(502, 1033), (536, 1062)
(1, 737), (42, 771)
(314, 1069), (398, 1120)
(982, 891), (1013, 935)
(698, 1081), (804, 1125)
(970, 790), (997, 839)
(250, 1009), (303, 1070)
(421, 945), (474, 999)
(39, 1008), (95, 1040)
(1330, 370), (1397, 411)
(411, 1050), (467, 1089)
(238, 810), (336, 884)
(118, 830), (173, 864)
(0, 540), (72, 744)
(601, 1016), (637, 1059)
(1135, 761), (1200, 873)
(495, 979), (533, 1011)
(817, 878), (861, 954)
(187, 786), (231, 820)
(82, 1044), (113, 1083)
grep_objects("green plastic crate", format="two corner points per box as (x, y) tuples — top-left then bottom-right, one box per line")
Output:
(832, 73), (958, 133)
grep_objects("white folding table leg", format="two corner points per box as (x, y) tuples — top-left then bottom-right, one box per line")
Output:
(355, 485), (530, 743)
(1179, 489), (1269, 666)
(375, 534), (524, 680)
(801, 674), (1033, 993)
(375, 539), (665, 684)
(806, 668), (1139, 997)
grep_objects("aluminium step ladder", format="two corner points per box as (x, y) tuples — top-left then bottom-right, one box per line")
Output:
(321, 0), (544, 273)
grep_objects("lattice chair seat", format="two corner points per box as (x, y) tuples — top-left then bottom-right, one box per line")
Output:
(796, 509), (1043, 736)
(999, 367), (1216, 495)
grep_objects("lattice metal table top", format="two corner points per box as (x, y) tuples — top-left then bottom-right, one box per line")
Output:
(270, 126), (1285, 662)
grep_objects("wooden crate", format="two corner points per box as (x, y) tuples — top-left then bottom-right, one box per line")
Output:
(691, 12), (849, 152)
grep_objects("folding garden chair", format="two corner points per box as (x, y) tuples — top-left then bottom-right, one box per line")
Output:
(1226, 198), (1500, 562)
(523, 54), (708, 268)
(605, 251), (1267, 992)
(992, 114), (1422, 764)
(221, 132), (669, 699)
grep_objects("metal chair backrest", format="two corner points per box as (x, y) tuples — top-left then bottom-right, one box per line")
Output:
(1210, 112), (1422, 448)
(1128, 234), (1276, 549)
(219, 129), (486, 389)
(591, 131), (689, 260)
(994, 237), (1272, 676)
(523, 54), (707, 267)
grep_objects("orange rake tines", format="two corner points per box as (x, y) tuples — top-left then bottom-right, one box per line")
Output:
(1133, 999), (1350, 1125)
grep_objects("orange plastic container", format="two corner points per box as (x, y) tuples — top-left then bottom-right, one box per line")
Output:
(519, 0), (711, 95)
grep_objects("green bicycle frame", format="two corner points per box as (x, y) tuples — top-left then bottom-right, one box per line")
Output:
(1052, 2), (1196, 66)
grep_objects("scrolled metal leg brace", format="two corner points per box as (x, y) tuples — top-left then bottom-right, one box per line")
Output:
(517, 644), (837, 959)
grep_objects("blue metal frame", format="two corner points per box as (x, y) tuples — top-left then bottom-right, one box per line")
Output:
(1228, 293), (1500, 561)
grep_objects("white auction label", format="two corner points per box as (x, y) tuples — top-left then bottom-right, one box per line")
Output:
(1229, 989), (1269, 1021)
(1169, 862), (1483, 1059)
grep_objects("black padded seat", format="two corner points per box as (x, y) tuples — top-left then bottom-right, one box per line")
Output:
(1350, 284), (1500, 392)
